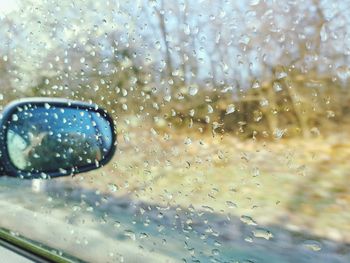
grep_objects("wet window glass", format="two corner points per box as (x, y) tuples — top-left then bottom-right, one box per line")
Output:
(0, 0), (349, 262)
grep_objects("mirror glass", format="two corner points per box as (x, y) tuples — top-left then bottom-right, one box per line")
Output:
(6, 104), (113, 173)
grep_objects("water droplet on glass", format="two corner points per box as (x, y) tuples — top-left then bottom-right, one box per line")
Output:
(150, 128), (158, 136)
(273, 128), (286, 139)
(189, 86), (198, 96)
(208, 105), (213, 114)
(252, 81), (260, 89)
(155, 41), (161, 50)
(249, 0), (260, 6)
(320, 23), (328, 42)
(239, 34), (250, 45)
(244, 236), (253, 243)
(184, 137), (192, 145)
(326, 110), (335, 118)
(164, 95), (171, 102)
(108, 184), (118, 192)
(225, 104), (235, 115)
(211, 248), (220, 256)
(240, 215), (258, 226)
(226, 201), (237, 208)
(260, 99), (269, 107)
(336, 65), (350, 79)
(124, 230), (136, 241)
(273, 82), (282, 92)
(184, 24), (190, 35)
(252, 167), (260, 177)
(140, 232), (149, 239)
(275, 70), (287, 79)
(252, 228), (273, 240)
(302, 240), (322, 251)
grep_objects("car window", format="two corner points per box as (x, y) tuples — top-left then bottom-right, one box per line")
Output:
(0, 0), (350, 262)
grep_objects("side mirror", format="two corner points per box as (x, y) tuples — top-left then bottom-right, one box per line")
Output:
(0, 98), (116, 179)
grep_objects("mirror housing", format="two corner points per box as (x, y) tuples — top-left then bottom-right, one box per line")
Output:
(0, 98), (116, 179)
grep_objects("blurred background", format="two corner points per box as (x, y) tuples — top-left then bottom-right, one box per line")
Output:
(0, 0), (349, 262)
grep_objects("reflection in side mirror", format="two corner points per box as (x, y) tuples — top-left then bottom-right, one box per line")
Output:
(0, 98), (116, 179)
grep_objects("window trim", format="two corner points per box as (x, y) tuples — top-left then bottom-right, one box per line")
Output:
(0, 227), (84, 263)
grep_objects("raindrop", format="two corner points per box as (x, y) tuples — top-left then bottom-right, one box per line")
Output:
(164, 95), (171, 102)
(202, 205), (214, 212)
(244, 236), (253, 243)
(184, 137), (192, 145)
(12, 114), (18, 121)
(326, 110), (335, 118)
(252, 228), (273, 240)
(184, 24), (190, 35)
(320, 24), (328, 42)
(249, 0), (260, 5)
(108, 184), (118, 192)
(226, 201), (237, 208)
(189, 86), (198, 96)
(275, 70), (287, 79)
(252, 81), (260, 89)
(254, 111), (263, 122)
(225, 104), (235, 114)
(212, 122), (223, 130)
(260, 99), (269, 107)
(211, 249), (220, 256)
(273, 128), (286, 139)
(221, 62), (229, 72)
(302, 240), (322, 252)
(239, 34), (250, 45)
(252, 167), (260, 177)
(240, 215), (257, 226)
(273, 82), (283, 92)
(124, 230), (136, 241)
(150, 128), (158, 136)
(140, 232), (149, 239)
(336, 65), (350, 79)
(155, 41), (161, 50)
